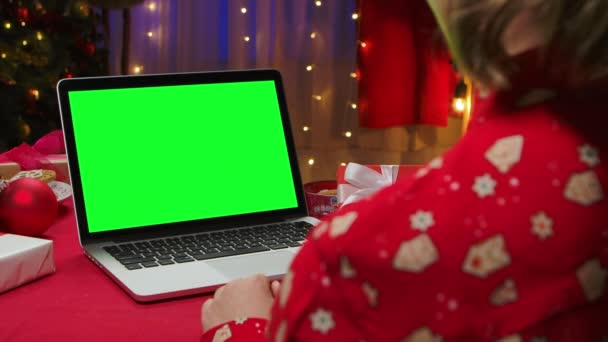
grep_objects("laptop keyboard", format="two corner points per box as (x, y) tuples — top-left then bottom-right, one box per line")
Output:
(102, 221), (314, 270)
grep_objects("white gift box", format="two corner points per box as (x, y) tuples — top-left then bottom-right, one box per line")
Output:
(0, 233), (55, 294)
(336, 163), (422, 206)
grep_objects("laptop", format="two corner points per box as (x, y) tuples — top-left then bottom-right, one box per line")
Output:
(56, 69), (319, 302)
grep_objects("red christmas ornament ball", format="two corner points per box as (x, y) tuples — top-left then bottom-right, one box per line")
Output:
(85, 42), (96, 56)
(17, 7), (30, 22)
(79, 41), (96, 56)
(0, 178), (58, 237)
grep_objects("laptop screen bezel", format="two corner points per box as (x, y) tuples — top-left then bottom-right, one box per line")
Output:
(57, 69), (309, 243)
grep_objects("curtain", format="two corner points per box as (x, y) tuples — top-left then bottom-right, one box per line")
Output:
(357, 0), (455, 128)
(105, 0), (462, 182)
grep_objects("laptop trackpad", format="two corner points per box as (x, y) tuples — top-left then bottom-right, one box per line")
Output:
(207, 251), (295, 280)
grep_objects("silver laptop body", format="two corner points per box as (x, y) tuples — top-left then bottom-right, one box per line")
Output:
(57, 70), (319, 302)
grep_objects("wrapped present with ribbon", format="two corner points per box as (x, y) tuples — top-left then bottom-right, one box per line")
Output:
(0, 130), (68, 183)
(0, 233), (55, 294)
(337, 163), (421, 206)
(0, 130), (72, 202)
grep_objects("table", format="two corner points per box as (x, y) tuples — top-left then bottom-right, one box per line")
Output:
(1, 200), (208, 341)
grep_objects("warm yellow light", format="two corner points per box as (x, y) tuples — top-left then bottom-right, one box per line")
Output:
(315, 1), (322, 7)
(344, 131), (352, 138)
(147, 31), (153, 37)
(20, 21), (25, 27)
(133, 65), (143, 74)
(340, 162), (347, 166)
(1, 53), (6, 59)
(313, 95), (322, 101)
(308, 158), (315, 166)
(351, 103), (358, 109)
(306, 65), (314, 71)
(31, 89), (40, 100)
(360, 41), (367, 48)
(351, 13), (359, 20)
(36, 32), (43, 40)
(243, 36), (250, 42)
(22, 122), (31, 137)
(350, 72), (357, 78)
(4, 22), (11, 29)
(302, 126), (310, 132)
(310, 32), (317, 39)
(240, 7), (247, 13)
(453, 98), (466, 113)
(148, 2), (157, 11)
(22, 40), (28, 46)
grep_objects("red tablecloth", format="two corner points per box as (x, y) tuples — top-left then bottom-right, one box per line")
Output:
(0, 200), (208, 341)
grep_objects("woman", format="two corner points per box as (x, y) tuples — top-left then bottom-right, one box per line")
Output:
(201, 0), (608, 340)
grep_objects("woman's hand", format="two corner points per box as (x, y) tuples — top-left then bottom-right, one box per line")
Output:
(201, 274), (282, 333)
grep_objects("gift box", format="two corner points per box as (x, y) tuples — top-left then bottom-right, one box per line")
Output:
(0, 233), (55, 294)
(0, 154), (69, 184)
(0, 130), (69, 183)
(337, 163), (421, 206)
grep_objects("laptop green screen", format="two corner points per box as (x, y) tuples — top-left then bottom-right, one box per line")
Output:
(67, 80), (299, 233)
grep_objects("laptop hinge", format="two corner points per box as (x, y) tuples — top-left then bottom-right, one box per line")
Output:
(86, 210), (311, 244)
(281, 213), (309, 221)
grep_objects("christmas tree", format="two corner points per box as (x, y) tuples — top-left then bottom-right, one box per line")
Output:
(0, 0), (107, 152)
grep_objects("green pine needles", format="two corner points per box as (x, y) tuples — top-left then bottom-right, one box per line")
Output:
(0, 0), (107, 151)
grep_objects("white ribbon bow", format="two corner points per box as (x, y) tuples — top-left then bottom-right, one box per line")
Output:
(337, 163), (400, 206)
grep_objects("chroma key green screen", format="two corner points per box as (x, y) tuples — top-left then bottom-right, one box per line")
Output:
(67, 80), (298, 233)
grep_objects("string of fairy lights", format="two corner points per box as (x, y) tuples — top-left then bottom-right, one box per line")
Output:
(130, 0), (470, 170)
(132, 0), (363, 171)
(130, 1), (160, 74)
(301, 0), (362, 169)
(2, 2), (92, 101)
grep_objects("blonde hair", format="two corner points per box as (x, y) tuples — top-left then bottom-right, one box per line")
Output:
(442, 0), (608, 90)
